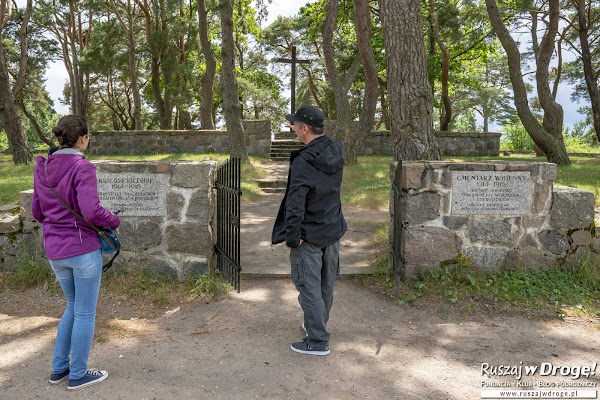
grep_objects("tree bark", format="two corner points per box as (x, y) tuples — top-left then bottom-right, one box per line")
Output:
(137, 0), (171, 129)
(575, 0), (600, 143)
(429, 0), (451, 131)
(379, 0), (441, 160)
(322, 0), (353, 145)
(350, 0), (378, 165)
(219, 0), (248, 161)
(0, 0), (32, 165)
(110, 0), (143, 129)
(197, 0), (216, 129)
(485, 0), (570, 165)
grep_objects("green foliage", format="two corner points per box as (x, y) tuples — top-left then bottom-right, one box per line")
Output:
(240, 159), (269, 203)
(188, 273), (231, 299)
(103, 269), (181, 306)
(359, 253), (600, 318)
(554, 156), (600, 207)
(4, 253), (54, 289)
(0, 156), (35, 205)
(575, 253), (600, 291)
(563, 135), (600, 154)
(341, 156), (391, 210)
(500, 120), (534, 151)
(564, 110), (600, 148)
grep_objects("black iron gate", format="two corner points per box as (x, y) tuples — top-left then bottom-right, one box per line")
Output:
(390, 161), (406, 295)
(215, 158), (242, 292)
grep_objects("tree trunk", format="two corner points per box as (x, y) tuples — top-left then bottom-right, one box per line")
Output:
(350, 0), (378, 165)
(197, 0), (216, 129)
(219, 0), (248, 161)
(485, 0), (570, 164)
(18, 99), (54, 146)
(0, 42), (32, 165)
(323, 0), (352, 143)
(429, 0), (451, 131)
(0, 0), (32, 165)
(378, 77), (390, 130)
(66, 0), (91, 116)
(575, 0), (600, 143)
(138, 0), (171, 129)
(127, 9), (143, 130)
(110, 0), (143, 129)
(379, 0), (441, 161)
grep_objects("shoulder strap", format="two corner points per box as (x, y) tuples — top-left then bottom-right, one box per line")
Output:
(44, 157), (102, 234)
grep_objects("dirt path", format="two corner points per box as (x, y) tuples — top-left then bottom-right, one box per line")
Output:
(241, 191), (387, 276)
(1, 278), (599, 400)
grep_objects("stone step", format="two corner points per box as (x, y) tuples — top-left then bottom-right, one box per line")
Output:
(274, 132), (296, 140)
(270, 143), (304, 149)
(255, 178), (287, 189)
(261, 187), (286, 193)
(269, 139), (304, 161)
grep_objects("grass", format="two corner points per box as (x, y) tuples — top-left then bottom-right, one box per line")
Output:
(0, 253), (232, 305)
(0, 153), (269, 205)
(341, 156), (391, 210)
(1, 252), (55, 289)
(100, 269), (231, 306)
(356, 253), (600, 320)
(0, 160), (35, 205)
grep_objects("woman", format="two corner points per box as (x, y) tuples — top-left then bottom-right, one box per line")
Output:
(32, 115), (120, 390)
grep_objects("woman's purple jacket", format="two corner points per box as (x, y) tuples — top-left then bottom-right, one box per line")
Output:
(32, 151), (120, 260)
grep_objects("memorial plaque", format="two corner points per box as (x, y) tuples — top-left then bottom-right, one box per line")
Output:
(97, 173), (167, 216)
(451, 171), (530, 215)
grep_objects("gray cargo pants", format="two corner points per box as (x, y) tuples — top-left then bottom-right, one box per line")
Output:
(289, 240), (340, 348)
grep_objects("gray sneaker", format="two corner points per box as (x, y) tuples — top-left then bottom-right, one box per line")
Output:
(291, 338), (330, 356)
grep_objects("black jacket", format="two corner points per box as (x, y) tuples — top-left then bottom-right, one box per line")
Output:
(271, 135), (347, 248)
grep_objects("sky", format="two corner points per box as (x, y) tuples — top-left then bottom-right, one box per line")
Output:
(38, 1), (586, 130)
(44, 1), (308, 114)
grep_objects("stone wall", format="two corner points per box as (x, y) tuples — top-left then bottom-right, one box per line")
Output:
(1, 161), (218, 280)
(356, 131), (500, 157)
(322, 122), (500, 156)
(88, 120), (271, 157)
(390, 161), (599, 279)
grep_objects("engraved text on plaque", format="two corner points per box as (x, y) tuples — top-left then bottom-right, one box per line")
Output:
(97, 173), (167, 216)
(451, 171), (530, 215)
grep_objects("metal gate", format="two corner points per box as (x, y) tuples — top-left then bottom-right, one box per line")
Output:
(215, 158), (242, 292)
(390, 161), (406, 295)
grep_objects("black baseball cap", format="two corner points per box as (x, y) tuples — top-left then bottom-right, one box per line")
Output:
(286, 105), (324, 128)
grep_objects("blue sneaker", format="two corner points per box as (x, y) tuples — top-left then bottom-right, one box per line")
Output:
(49, 368), (69, 384)
(291, 338), (330, 356)
(67, 369), (108, 390)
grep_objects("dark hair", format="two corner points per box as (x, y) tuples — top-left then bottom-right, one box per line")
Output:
(52, 115), (88, 148)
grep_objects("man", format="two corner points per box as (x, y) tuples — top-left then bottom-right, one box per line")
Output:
(271, 105), (347, 356)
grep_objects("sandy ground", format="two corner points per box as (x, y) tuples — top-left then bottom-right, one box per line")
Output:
(241, 191), (387, 276)
(1, 278), (599, 400)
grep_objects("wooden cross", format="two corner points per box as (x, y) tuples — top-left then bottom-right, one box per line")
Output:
(274, 46), (310, 114)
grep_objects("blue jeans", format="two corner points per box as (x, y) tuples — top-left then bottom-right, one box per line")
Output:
(49, 250), (102, 379)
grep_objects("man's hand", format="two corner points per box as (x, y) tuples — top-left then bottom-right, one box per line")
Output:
(286, 239), (304, 249)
